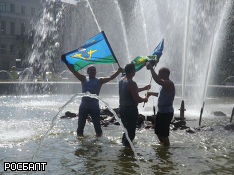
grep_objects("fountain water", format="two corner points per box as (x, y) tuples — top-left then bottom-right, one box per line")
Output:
(1, 0), (234, 174)
(181, 0), (191, 101)
(185, 0), (231, 107)
(113, 0), (131, 62)
(18, 67), (34, 81)
(86, 0), (101, 32)
(29, 93), (145, 174)
(85, 0), (120, 80)
(27, 0), (65, 82)
(199, 0), (232, 125)
(20, 0), (232, 104)
(138, 0), (150, 54)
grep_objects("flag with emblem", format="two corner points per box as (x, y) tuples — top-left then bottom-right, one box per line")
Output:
(61, 31), (118, 71)
(131, 39), (164, 72)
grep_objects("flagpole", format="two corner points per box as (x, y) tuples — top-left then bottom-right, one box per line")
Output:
(143, 65), (156, 107)
(87, 0), (120, 73)
(142, 39), (163, 108)
(102, 31), (121, 68)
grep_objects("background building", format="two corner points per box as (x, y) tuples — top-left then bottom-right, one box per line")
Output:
(0, 0), (41, 70)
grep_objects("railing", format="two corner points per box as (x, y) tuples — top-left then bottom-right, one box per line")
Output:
(0, 81), (233, 96)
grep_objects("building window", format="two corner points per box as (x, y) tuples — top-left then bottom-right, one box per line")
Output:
(0, 3), (6, 13)
(31, 8), (35, 16)
(10, 45), (15, 55)
(10, 4), (15, 13)
(21, 23), (25, 35)
(10, 22), (15, 35)
(21, 6), (26, 16)
(0, 21), (6, 34)
(0, 45), (6, 54)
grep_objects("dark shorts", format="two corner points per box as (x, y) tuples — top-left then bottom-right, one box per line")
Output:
(119, 106), (138, 146)
(77, 106), (102, 135)
(154, 112), (173, 137)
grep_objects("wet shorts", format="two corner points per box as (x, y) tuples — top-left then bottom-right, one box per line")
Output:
(154, 112), (173, 137)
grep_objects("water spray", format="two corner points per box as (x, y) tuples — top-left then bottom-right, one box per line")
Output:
(181, 0), (191, 120)
(55, 42), (60, 48)
(199, 0), (231, 126)
(113, 0), (131, 62)
(86, 0), (101, 32)
(199, 21), (216, 126)
(181, 0), (191, 100)
(138, 0), (150, 54)
(27, 93), (78, 175)
(29, 93), (145, 175)
(86, 0), (120, 80)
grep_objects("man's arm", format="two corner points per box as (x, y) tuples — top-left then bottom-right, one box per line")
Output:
(138, 84), (151, 92)
(99, 67), (122, 85)
(62, 55), (85, 82)
(146, 62), (163, 85)
(146, 62), (173, 91)
(147, 92), (158, 97)
(128, 81), (148, 104)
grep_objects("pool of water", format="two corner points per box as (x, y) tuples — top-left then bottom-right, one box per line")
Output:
(0, 95), (234, 175)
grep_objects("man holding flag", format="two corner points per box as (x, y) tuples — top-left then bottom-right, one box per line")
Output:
(62, 58), (122, 137)
(61, 32), (122, 137)
(146, 63), (175, 146)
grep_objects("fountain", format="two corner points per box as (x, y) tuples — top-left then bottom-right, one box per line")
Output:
(198, 0), (232, 126)
(29, 93), (145, 174)
(1, 0), (234, 174)
(179, 0), (191, 120)
(137, 0), (150, 54)
(18, 67), (34, 81)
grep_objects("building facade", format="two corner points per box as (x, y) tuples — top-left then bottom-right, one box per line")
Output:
(0, 0), (41, 70)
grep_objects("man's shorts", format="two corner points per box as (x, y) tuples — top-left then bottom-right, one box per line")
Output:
(154, 112), (173, 137)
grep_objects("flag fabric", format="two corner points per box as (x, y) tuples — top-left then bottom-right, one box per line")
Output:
(62, 31), (117, 71)
(152, 39), (164, 58)
(131, 55), (158, 72)
(131, 39), (164, 72)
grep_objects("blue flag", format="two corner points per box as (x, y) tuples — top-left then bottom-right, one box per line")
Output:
(152, 39), (164, 57)
(62, 31), (117, 71)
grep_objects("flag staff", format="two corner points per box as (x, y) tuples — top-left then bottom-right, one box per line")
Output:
(142, 39), (164, 107)
(102, 31), (121, 68)
(143, 65), (156, 108)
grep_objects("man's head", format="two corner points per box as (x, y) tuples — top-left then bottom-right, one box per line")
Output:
(158, 67), (170, 80)
(87, 65), (96, 78)
(125, 63), (136, 77)
(11, 66), (16, 71)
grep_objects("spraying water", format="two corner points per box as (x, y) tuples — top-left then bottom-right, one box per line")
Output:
(181, 0), (191, 100)
(27, 0), (65, 82)
(86, 0), (101, 32)
(21, 0), (231, 109)
(202, 0), (231, 103)
(1, 0), (234, 174)
(113, 0), (131, 62)
(138, 0), (150, 54)
(199, 0), (232, 126)
(86, 0), (119, 80)
(29, 92), (145, 174)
